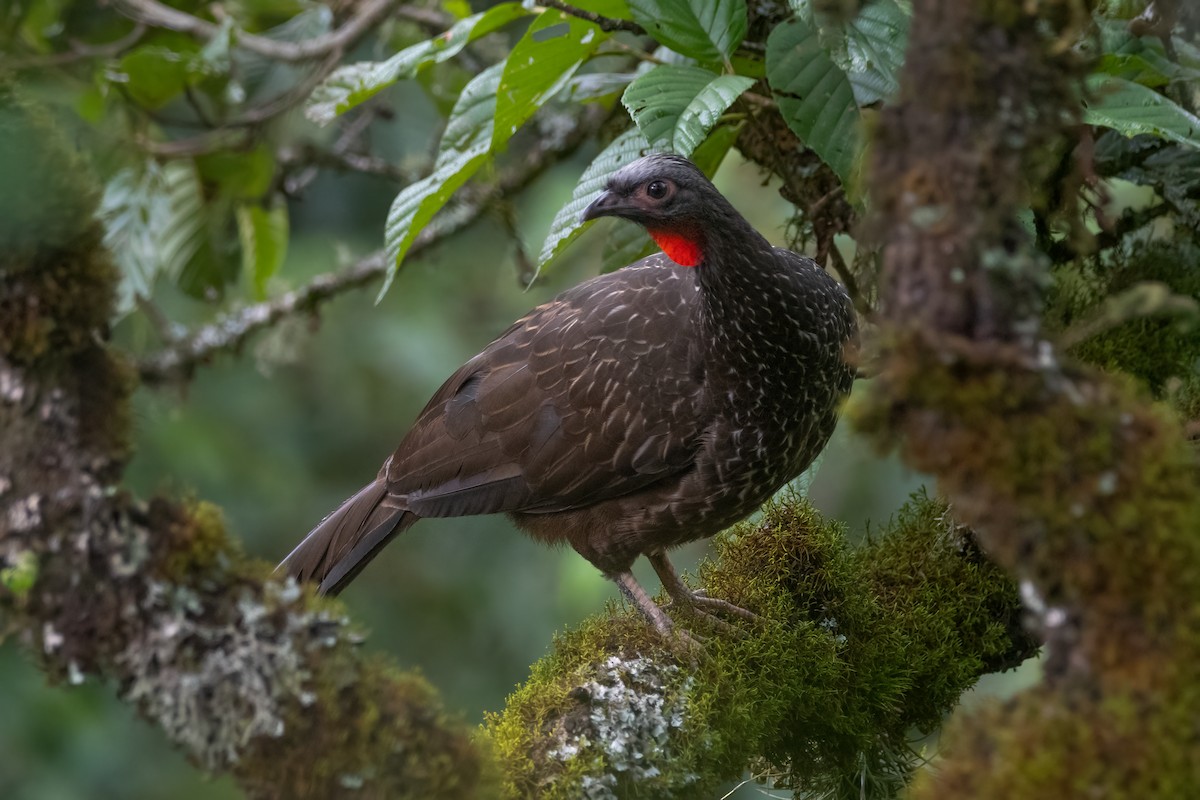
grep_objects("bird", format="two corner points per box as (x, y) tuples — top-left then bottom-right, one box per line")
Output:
(279, 153), (857, 639)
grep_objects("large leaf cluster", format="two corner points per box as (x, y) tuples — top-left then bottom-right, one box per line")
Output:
(17, 0), (1200, 315)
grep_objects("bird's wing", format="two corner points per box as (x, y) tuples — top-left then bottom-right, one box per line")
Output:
(381, 256), (708, 518)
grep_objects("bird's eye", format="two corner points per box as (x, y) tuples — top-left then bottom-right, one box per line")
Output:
(646, 180), (669, 199)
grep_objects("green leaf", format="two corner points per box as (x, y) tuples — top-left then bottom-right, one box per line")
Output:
(1083, 75), (1200, 150)
(600, 216), (657, 273)
(440, 63), (505, 157)
(237, 203), (289, 300)
(305, 2), (529, 125)
(767, 16), (862, 186)
(538, 127), (652, 270)
(115, 46), (195, 109)
(196, 145), (275, 199)
(842, 0), (908, 105)
(623, 64), (754, 156)
(689, 121), (741, 177)
(492, 10), (609, 149)
(99, 161), (208, 313)
(628, 0), (748, 64)
(559, 72), (637, 103)
(380, 65), (504, 297)
(1095, 18), (1200, 88)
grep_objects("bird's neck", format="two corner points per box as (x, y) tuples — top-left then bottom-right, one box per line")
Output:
(691, 215), (803, 385)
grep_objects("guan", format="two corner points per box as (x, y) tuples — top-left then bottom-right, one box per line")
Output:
(280, 154), (858, 637)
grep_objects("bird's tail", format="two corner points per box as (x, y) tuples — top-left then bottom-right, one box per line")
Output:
(277, 480), (416, 596)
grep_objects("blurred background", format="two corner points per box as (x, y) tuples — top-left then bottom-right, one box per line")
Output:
(0, 4), (1043, 797)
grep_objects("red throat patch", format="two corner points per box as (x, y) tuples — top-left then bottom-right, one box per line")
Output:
(649, 230), (704, 268)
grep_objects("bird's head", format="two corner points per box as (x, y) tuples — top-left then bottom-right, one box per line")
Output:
(581, 154), (718, 267)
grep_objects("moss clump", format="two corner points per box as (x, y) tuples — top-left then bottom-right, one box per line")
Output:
(853, 333), (1200, 648)
(0, 79), (117, 367)
(911, 681), (1200, 800)
(853, 329), (1200, 797)
(1048, 240), (1200, 419)
(150, 498), (241, 584)
(484, 493), (1032, 799)
(233, 561), (490, 799)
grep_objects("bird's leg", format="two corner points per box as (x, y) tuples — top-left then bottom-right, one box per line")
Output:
(612, 570), (702, 649)
(647, 550), (759, 623)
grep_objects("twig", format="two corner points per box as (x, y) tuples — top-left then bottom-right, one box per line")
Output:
(828, 240), (874, 319)
(539, 0), (645, 33)
(138, 107), (607, 384)
(112, 0), (398, 63)
(137, 52), (343, 157)
(279, 143), (414, 187)
(1045, 202), (1169, 263)
(1058, 281), (1198, 350)
(1, 23), (147, 69)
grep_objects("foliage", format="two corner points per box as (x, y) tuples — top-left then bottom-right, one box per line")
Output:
(3, 0), (1200, 798)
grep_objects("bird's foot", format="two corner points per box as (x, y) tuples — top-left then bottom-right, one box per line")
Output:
(612, 570), (705, 653)
(647, 551), (759, 635)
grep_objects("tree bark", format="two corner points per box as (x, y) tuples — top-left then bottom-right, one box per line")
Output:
(860, 1), (1200, 796)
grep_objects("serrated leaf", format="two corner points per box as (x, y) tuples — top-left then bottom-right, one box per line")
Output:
(441, 63), (505, 158)
(99, 161), (207, 313)
(622, 65), (753, 156)
(767, 16), (861, 186)
(538, 127), (653, 269)
(628, 0), (747, 64)
(238, 203), (289, 300)
(842, 0), (908, 104)
(380, 65), (503, 297)
(305, 2), (528, 125)
(492, 10), (608, 149)
(1095, 18), (1200, 88)
(675, 74), (754, 154)
(559, 71), (637, 103)
(689, 122), (740, 177)
(600, 217), (657, 273)
(1084, 75), (1200, 150)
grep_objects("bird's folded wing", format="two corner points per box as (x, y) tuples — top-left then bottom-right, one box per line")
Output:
(382, 258), (708, 518)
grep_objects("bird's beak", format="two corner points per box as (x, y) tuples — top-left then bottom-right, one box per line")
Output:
(581, 190), (623, 223)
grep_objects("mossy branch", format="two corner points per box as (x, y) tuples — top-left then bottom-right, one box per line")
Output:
(0, 78), (1038, 799)
(483, 494), (1036, 799)
(861, 1), (1200, 797)
(0, 83), (487, 800)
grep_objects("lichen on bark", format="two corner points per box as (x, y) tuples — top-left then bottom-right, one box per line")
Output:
(0, 80), (487, 800)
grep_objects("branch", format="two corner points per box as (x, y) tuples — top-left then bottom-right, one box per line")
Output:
(137, 107), (606, 384)
(859, 1), (1200, 797)
(137, 51), (344, 158)
(0, 23), (147, 69)
(112, 0), (400, 63)
(538, 0), (646, 33)
(0, 85), (482, 800)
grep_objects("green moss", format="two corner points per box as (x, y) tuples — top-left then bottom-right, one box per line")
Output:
(0, 79), (117, 367)
(853, 327), (1200, 797)
(484, 493), (1031, 799)
(853, 333), (1200, 641)
(911, 682), (1200, 799)
(1048, 241), (1200, 419)
(152, 498), (241, 584)
(239, 646), (490, 800)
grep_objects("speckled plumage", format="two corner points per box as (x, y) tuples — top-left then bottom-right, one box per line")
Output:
(281, 155), (857, 629)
